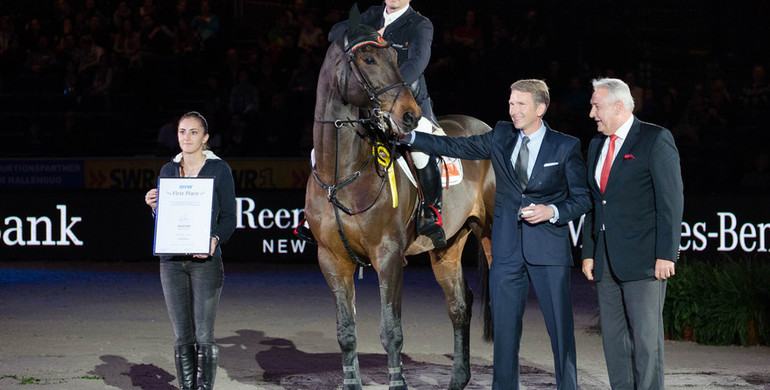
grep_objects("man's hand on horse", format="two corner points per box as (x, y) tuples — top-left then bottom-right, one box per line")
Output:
(396, 132), (415, 145)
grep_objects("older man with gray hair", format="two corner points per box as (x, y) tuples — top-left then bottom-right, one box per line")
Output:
(582, 77), (684, 390)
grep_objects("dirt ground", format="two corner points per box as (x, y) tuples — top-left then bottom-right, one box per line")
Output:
(1, 261), (769, 389)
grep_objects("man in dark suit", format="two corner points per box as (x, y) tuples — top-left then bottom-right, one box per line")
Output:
(402, 79), (591, 390)
(326, 0), (447, 247)
(581, 78), (684, 390)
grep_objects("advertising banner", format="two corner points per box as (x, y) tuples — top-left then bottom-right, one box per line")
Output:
(0, 190), (315, 262)
(0, 160), (84, 189)
(1, 189), (768, 262)
(84, 159), (163, 189)
(78, 159), (311, 190)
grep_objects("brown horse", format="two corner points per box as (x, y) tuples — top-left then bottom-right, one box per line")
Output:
(303, 8), (494, 390)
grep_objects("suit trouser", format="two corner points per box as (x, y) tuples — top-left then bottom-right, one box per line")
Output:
(597, 234), (666, 390)
(489, 226), (577, 390)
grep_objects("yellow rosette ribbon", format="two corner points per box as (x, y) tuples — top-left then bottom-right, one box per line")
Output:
(374, 143), (398, 208)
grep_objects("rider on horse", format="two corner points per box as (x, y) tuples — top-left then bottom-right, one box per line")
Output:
(297, 0), (446, 248)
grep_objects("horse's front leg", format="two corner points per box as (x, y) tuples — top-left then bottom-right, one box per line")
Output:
(377, 252), (408, 390)
(430, 228), (474, 390)
(318, 246), (363, 390)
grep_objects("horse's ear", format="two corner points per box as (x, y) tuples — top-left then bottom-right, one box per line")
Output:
(348, 3), (361, 38)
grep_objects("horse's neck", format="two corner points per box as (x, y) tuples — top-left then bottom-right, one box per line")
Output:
(313, 95), (370, 179)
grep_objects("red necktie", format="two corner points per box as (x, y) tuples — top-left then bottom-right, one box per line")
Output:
(599, 134), (618, 194)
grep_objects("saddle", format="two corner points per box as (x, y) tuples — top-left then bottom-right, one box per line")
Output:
(396, 127), (464, 189)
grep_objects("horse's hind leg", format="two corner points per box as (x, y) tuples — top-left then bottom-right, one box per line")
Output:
(318, 247), (363, 390)
(430, 228), (474, 390)
(376, 253), (409, 390)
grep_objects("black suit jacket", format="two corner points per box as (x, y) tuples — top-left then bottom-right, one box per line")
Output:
(581, 118), (684, 281)
(412, 121), (591, 266)
(329, 5), (435, 121)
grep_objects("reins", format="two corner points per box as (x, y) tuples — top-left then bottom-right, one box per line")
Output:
(311, 119), (390, 217)
(312, 119), (397, 268)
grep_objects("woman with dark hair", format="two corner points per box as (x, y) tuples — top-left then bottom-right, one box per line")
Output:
(144, 111), (236, 390)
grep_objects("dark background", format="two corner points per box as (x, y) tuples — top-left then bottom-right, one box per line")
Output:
(1, 0), (769, 191)
(1, 0), (769, 263)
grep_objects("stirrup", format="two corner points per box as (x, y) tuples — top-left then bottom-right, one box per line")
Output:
(419, 205), (446, 249)
(294, 219), (317, 245)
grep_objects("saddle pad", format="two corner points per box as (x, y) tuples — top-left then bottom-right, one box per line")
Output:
(439, 156), (463, 186)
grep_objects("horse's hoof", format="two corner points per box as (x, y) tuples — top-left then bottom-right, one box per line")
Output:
(448, 379), (469, 390)
(449, 364), (471, 389)
(388, 367), (408, 390)
(343, 379), (363, 390)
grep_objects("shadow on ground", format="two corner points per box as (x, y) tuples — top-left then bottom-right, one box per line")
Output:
(91, 355), (176, 390)
(213, 328), (557, 390)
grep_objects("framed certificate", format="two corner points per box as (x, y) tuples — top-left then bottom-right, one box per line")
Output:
(153, 177), (215, 256)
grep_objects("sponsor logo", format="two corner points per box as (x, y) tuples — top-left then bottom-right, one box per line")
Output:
(1, 205), (83, 246)
(236, 197), (308, 254)
(681, 212), (770, 252)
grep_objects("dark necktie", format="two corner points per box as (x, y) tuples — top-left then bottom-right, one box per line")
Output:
(600, 134), (618, 194)
(516, 136), (530, 188)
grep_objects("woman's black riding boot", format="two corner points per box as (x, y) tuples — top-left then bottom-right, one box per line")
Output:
(174, 343), (197, 390)
(196, 344), (218, 390)
(416, 158), (447, 248)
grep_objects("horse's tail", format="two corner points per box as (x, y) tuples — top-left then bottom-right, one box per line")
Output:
(477, 247), (493, 342)
(469, 220), (494, 342)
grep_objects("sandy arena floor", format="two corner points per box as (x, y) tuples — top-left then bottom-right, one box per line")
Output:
(1, 261), (768, 389)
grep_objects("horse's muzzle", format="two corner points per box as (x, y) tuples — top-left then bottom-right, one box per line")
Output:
(402, 110), (417, 130)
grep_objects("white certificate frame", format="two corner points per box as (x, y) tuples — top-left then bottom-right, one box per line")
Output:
(153, 177), (215, 256)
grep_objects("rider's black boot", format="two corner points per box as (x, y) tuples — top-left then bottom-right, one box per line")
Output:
(294, 219), (317, 245)
(416, 158), (447, 249)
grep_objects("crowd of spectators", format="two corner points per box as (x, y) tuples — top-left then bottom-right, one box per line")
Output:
(1, 0), (233, 156)
(1, 0), (769, 192)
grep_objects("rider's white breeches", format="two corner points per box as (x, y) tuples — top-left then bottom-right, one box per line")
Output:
(411, 117), (433, 169)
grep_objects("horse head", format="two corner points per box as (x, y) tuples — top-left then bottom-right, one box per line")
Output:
(336, 4), (421, 136)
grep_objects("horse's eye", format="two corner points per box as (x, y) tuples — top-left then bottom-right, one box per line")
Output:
(363, 56), (377, 65)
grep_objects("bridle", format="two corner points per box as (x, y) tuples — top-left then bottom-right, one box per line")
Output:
(312, 33), (412, 266)
(342, 34), (410, 114)
(316, 32), (410, 136)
